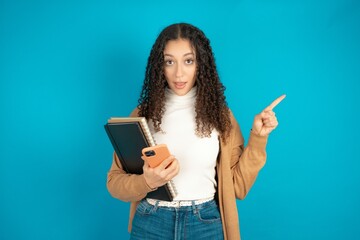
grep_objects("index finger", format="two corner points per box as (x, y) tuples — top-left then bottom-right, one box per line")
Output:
(265, 94), (286, 111)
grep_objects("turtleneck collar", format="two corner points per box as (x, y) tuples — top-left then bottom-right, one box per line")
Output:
(165, 86), (197, 105)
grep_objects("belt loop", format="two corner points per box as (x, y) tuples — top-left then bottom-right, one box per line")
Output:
(153, 200), (159, 212)
(191, 200), (197, 214)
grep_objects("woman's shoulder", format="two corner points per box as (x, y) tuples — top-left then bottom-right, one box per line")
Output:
(226, 108), (242, 134)
(227, 108), (237, 122)
(129, 107), (140, 117)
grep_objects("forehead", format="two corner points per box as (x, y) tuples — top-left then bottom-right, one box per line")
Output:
(164, 39), (195, 56)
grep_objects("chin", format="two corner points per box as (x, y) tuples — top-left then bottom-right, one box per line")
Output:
(173, 91), (186, 96)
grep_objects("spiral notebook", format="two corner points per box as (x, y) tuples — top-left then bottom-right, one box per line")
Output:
(104, 117), (177, 201)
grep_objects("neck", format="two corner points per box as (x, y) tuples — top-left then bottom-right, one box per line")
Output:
(165, 86), (197, 103)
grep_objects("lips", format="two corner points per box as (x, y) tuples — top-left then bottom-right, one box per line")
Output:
(174, 82), (186, 89)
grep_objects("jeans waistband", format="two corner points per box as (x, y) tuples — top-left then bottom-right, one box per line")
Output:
(146, 197), (214, 208)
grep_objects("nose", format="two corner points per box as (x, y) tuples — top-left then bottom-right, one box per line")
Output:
(175, 64), (183, 78)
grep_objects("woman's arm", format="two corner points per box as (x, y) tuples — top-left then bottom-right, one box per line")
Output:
(106, 108), (151, 202)
(231, 95), (285, 199)
(229, 113), (268, 199)
(107, 152), (154, 202)
(106, 107), (179, 201)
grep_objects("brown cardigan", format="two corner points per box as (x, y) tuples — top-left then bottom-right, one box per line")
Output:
(107, 108), (268, 240)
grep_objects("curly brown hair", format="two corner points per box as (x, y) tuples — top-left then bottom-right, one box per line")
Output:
(138, 23), (231, 141)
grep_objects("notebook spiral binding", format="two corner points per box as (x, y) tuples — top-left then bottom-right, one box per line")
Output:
(139, 118), (178, 199)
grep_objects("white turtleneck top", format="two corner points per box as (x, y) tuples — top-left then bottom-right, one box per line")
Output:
(148, 87), (219, 200)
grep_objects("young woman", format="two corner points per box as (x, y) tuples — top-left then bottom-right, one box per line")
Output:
(107, 23), (285, 240)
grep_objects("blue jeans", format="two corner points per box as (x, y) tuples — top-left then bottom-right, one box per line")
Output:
(130, 199), (224, 240)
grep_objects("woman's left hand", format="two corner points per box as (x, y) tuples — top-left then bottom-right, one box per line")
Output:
(251, 95), (286, 136)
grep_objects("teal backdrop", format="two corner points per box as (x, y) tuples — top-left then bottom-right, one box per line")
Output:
(1, 0), (359, 239)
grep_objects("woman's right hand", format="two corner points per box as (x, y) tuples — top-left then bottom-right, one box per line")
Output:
(142, 155), (180, 189)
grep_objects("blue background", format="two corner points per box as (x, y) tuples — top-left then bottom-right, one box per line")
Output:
(1, 0), (359, 239)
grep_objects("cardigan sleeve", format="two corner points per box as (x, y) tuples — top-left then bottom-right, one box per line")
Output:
(229, 111), (268, 199)
(106, 108), (154, 202)
(107, 152), (154, 202)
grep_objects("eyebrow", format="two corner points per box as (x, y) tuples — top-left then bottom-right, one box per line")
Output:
(164, 52), (195, 57)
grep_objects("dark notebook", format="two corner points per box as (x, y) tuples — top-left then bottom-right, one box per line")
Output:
(104, 117), (177, 201)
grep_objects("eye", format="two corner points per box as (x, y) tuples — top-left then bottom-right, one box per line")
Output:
(185, 58), (194, 65)
(165, 59), (174, 66)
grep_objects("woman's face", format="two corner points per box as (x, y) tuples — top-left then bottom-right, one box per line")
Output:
(163, 38), (197, 96)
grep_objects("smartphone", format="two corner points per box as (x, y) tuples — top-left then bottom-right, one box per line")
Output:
(142, 144), (171, 168)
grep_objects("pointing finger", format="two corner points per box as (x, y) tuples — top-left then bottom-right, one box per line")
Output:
(265, 94), (286, 111)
